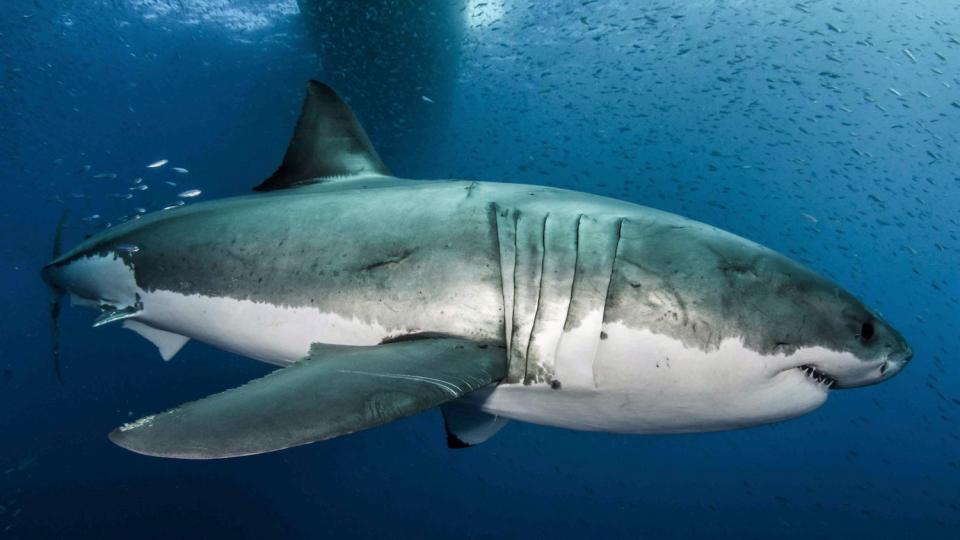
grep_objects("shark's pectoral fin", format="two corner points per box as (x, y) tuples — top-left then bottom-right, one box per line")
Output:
(122, 320), (190, 361)
(109, 337), (506, 459)
(441, 400), (509, 449)
(253, 81), (390, 192)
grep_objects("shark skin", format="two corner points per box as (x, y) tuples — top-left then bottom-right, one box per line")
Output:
(41, 82), (913, 458)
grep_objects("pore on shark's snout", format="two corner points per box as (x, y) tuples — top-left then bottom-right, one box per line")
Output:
(40, 80), (913, 459)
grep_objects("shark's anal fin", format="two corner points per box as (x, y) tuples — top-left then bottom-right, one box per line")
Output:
(122, 320), (190, 361)
(253, 81), (390, 192)
(441, 400), (509, 449)
(109, 337), (507, 459)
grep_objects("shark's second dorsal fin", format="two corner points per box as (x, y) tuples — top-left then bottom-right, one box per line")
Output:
(253, 81), (390, 192)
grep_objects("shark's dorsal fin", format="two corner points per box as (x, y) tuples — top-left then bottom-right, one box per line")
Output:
(253, 81), (390, 192)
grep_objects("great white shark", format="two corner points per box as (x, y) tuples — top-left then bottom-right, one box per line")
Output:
(42, 81), (913, 459)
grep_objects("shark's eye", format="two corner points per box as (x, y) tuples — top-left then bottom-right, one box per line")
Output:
(860, 321), (875, 343)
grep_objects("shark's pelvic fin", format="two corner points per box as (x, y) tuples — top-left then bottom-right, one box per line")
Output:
(108, 337), (506, 459)
(122, 320), (190, 361)
(253, 80), (390, 192)
(441, 400), (509, 449)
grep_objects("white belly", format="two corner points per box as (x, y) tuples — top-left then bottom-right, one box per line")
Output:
(137, 289), (410, 365)
(472, 323), (828, 433)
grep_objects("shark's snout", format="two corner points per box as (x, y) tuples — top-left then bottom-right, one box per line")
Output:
(788, 319), (913, 390)
(880, 336), (913, 380)
(865, 318), (913, 385)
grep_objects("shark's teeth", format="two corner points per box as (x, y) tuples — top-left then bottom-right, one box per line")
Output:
(799, 365), (836, 388)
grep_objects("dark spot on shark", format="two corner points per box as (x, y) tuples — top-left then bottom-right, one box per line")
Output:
(464, 181), (479, 198)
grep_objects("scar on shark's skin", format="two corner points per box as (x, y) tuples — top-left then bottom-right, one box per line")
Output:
(359, 248), (416, 272)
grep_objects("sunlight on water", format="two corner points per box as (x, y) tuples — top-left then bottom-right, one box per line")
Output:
(126, 0), (299, 31)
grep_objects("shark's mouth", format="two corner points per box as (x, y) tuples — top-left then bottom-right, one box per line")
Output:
(798, 365), (836, 389)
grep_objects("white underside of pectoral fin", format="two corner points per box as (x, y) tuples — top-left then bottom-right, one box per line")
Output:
(123, 320), (190, 361)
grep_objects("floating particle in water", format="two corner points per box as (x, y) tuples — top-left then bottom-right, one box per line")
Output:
(178, 189), (202, 198)
(146, 159), (168, 168)
(172, 167), (189, 174)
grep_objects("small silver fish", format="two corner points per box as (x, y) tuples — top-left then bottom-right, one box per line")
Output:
(115, 243), (140, 254)
(421, 95), (435, 104)
(129, 184), (148, 191)
(147, 159), (168, 168)
(165, 181), (177, 187)
(92, 173), (117, 180)
(178, 189), (202, 198)
(172, 167), (189, 174)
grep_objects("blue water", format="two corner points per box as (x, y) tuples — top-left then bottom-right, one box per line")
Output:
(2, 1), (958, 538)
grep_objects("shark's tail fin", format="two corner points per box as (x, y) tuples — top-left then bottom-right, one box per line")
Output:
(48, 209), (69, 384)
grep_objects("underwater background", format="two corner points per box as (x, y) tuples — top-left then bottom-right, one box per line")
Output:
(1, 1), (958, 538)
